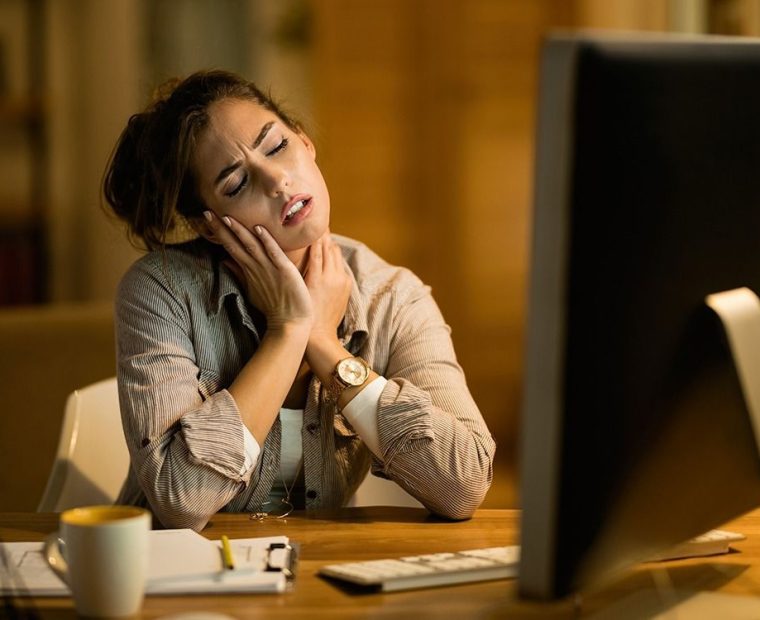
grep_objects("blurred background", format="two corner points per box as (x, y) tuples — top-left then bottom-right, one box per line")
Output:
(1, 0), (759, 512)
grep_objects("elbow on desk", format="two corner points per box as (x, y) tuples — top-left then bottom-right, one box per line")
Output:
(422, 473), (492, 521)
(139, 467), (244, 532)
(427, 490), (485, 521)
(152, 503), (213, 531)
(425, 500), (480, 521)
(146, 493), (218, 531)
(428, 503), (477, 521)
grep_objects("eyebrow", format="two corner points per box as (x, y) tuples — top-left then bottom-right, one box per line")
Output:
(213, 121), (276, 186)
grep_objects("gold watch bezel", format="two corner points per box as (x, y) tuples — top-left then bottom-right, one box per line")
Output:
(334, 357), (370, 388)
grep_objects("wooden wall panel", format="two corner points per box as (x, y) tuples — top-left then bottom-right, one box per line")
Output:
(575, 0), (669, 30)
(312, 0), (573, 507)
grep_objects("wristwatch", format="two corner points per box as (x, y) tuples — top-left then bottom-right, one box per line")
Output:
(333, 356), (371, 393)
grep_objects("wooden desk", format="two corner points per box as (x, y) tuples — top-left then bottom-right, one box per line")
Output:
(3, 507), (760, 619)
(3, 507), (520, 619)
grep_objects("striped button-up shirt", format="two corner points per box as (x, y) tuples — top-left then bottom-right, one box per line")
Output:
(115, 234), (496, 530)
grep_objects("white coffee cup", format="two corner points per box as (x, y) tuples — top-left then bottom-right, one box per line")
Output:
(44, 505), (150, 617)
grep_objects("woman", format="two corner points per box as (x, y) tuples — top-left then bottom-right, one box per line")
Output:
(104, 70), (495, 531)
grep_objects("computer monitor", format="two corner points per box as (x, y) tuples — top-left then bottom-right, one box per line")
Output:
(519, 32), (760, 600)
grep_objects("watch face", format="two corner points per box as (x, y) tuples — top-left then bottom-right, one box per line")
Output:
(337, 357), (369, 387)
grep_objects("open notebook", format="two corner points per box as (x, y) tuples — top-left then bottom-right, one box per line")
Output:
(0, 529), (295, 596)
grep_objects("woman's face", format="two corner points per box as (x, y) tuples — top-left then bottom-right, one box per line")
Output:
(193, 98), (330, 260)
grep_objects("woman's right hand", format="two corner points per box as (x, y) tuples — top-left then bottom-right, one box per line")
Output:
(203, 211), (313, 331)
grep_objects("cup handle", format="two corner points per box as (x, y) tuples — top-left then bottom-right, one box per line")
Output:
(43, 532), (69, 585)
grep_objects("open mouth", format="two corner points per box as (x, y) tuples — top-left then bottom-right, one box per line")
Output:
(284, 198), (311, 222)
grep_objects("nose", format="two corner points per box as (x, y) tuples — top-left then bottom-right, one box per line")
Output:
(258, 160), (289, 198)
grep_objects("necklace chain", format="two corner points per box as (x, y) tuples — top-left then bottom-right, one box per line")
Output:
(249, 459), (303, 521)
(281, 458), (302, 504)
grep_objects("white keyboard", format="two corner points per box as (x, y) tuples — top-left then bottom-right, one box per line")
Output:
(646, 529), (746, 562)
(318, 546), (519, 592)
(318, 529), (746, 593)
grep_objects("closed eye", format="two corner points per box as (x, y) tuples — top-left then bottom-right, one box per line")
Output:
(223, 136), (288, 197)
(267, 137), (289, 156)
(225, 175), (248, 198)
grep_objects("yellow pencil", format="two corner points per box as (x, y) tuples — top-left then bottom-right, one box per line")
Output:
(221, 535), (235, 570)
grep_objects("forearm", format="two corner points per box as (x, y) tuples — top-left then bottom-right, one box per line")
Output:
(229, 322), (311, 445)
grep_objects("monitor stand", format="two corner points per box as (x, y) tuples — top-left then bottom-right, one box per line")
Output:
(706, 287), (760, 455)
(574, 286), (760, 598)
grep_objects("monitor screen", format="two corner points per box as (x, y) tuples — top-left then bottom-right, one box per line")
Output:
(518, 32), (760, 600)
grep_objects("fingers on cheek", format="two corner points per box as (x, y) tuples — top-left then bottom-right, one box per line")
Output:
(252, 228), (285, 261)
(224, 218), (246, 241)
(243, 243), (259, 256)
(222, 234), (251, 259)
(224, 217), (255, 244)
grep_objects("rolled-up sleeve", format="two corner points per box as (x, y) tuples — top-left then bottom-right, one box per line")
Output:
(116, 262), (255, 531)
(375, 281), (496, 520)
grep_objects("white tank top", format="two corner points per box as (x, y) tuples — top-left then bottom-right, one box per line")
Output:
(267, 407), (304, 503)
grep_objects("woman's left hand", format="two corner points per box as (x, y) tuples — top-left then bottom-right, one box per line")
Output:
(303, 230), (352, 350)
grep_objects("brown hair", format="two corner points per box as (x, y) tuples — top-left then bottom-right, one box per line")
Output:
(103, 70), (300, 250)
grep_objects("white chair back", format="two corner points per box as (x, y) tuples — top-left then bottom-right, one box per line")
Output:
(38, 377), (129, 512)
